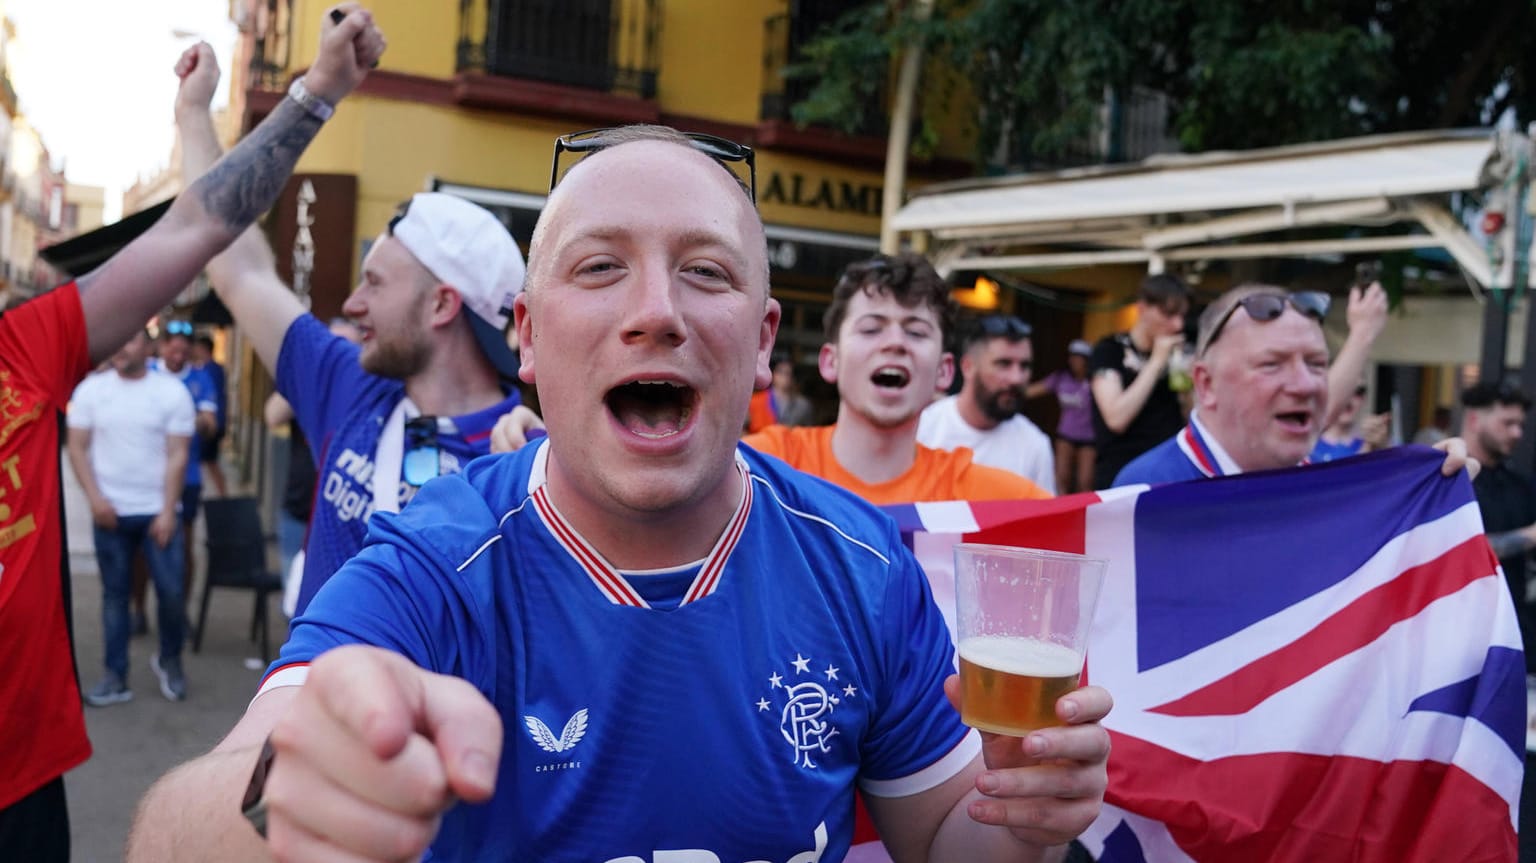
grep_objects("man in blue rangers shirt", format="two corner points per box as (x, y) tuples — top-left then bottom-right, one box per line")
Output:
(129, 125), (1113, 863)
(171, 51), (530, 614)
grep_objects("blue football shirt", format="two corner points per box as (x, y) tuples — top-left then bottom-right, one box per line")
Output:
(276, 315), (521, 613)
(263, 441), (977, 861)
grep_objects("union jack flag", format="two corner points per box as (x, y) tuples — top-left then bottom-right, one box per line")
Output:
(882, 446), (1522, 862)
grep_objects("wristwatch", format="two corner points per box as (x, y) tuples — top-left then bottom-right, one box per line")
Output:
(287, 77), (335, 122)
(240, 736), (277, 838)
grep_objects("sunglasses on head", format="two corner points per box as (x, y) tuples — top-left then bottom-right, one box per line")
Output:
(164, 320), (194, 337)
(976, 315), (1032, 340)
(1197, 291), (1331, 358)
(549, 128), (757, 202)
(402, 416), (440, 488)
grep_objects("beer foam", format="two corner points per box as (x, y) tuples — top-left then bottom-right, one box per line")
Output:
(958, 636), (1082, 678)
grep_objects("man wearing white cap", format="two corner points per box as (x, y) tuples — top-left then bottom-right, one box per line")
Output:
(175, 56), (527, 613)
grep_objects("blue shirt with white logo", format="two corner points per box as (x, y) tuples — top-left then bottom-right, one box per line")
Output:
(266, 441), (974, 861)
(276, 315), (520, 613)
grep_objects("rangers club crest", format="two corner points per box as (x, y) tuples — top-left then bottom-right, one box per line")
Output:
(756, 652), (857, 769)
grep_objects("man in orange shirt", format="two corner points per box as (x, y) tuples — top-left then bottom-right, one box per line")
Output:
(745, 253), (1048, 505)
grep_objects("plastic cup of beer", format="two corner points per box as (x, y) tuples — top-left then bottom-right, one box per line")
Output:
(1167, 344), (1194, 393)
(954, 544), (1106, 737)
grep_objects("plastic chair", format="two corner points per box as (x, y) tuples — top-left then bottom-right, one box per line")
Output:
(195, 497), (284, 662)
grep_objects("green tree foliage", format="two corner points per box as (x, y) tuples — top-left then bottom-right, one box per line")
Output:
(786, 0), (1536, 169)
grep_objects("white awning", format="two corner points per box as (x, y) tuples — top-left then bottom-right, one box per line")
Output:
(892, 129), (1521, 286)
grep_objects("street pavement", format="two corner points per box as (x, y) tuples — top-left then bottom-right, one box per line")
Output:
(61, 455), (281, 862)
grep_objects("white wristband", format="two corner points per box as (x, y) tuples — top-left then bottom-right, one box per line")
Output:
(287, 78), (334, 122)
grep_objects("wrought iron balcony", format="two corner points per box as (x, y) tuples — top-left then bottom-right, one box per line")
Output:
(457, 0), (660, 99)
(1019, 86), (1178, 171)
(761, 10), (886, 139)
(246, 0), (295, 91)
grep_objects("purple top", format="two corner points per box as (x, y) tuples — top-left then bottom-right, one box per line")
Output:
(1043, 369), (1094, 443)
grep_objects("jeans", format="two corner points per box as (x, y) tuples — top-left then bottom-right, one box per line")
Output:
(94, 515), (185, 682)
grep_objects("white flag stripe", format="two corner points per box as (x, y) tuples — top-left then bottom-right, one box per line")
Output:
(1081, 493), (1144, 688)
(1102, 576), (1515, 765)
(912, 531), (963, 649)
(912, 500), (981, 533)
(1086, 500), (1488, 711)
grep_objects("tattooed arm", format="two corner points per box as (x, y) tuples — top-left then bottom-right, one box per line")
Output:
(172, 42), (304, 374)
(78, 4), (386, 366)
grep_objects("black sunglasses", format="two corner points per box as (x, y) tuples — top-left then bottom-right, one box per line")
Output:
(1197, 291), (1331, 358)
(976, 315), (1032, 340)
(402, 416), (440, 488)
(549, 128), (757, 202)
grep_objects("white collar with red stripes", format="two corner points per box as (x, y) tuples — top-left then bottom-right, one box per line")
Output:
(1175, 411), (1245, 478)
(524, 441), (754, 608)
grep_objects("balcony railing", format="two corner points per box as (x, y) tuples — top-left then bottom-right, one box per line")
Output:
(761, 11), (886, 138)
(1019, 86), (1179, 171)
(457, 0), (660, 99)
(247, 0), (295, 90)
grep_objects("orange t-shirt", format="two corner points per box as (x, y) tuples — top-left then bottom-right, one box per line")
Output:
(743, 424), (1051, 504)
(744, 389), (777, 434)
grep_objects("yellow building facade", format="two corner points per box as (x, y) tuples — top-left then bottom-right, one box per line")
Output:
(231, 0), (985, 359)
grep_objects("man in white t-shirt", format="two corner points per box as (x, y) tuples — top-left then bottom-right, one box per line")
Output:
(66, 330), (196, 706)
(917, 314), (1056, 493)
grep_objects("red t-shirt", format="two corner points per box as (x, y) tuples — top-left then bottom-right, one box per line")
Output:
(0, 283), (92, 809)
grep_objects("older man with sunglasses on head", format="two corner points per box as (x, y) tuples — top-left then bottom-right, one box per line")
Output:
(1112, 282), (1473, 485)
(128, 125), (1111, 863)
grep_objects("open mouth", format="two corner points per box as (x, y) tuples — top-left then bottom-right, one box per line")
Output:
(871, 366), (910, 389)
(1276, 410), (1312, 430)
(606, 380), (696, 439)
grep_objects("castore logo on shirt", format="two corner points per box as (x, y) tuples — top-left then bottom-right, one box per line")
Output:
(526, 708), (588, 773)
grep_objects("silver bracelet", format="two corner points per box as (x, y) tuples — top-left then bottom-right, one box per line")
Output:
(287, 78), (334, 122)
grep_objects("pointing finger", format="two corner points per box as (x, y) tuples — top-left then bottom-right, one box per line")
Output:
(307, 646), (419, 760)
(411, 670), (503, 801)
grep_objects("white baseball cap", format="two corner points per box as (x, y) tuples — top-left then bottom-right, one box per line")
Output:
(1068, 338), (1093, 357)
(388, 192), (526, 379)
